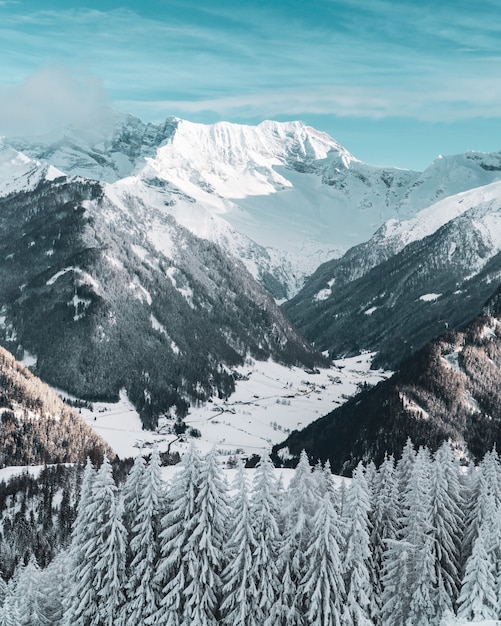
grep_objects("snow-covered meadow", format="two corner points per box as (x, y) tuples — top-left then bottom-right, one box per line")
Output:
(75, 353), (388, 460)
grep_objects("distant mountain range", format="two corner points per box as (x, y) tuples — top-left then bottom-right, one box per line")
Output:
(3, 109), (501, 458)
(9, 110), (501, 300)
(285, 176), (501, 370)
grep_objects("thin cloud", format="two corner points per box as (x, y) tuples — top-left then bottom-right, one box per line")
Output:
(0, 65), (109, 136)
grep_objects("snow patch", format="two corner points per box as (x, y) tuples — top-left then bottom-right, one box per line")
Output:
(149, 313), (180, 354)
(418, 293), (441, 302)
(20, 350), (37, 368)
(399, 392), (429, 420)
(443, 351), (463, 373)
(314, 278), (335, 302)
(364, 306), (378, 315)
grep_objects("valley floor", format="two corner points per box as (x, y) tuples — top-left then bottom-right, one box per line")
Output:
(72, 353), (388, 460)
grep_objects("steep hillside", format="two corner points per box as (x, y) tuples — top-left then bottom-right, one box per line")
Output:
(284, 180), (501, 368)
(275, 287), (501, 474)
(0, 172), (321, 429)
(0, 345), (111, 466)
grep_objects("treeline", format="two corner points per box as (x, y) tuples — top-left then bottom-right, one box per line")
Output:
(1, 442), (501, 624)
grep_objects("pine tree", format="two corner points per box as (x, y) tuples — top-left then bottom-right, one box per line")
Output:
(152, 444), (202, 626)
(342, 464), (374, 626)
(90, 456), (127, 626)
(299, 493), (345, 626)
(39, 550), (71, 626)
(122, 453), (146, 534)
(13, 555), (49, 626)
(181, 447), (228, 626)
(370, 454), (399, 621)
(396, 438), (416, 498)
(124, 448), (163, 623)
(62, 458), (96, 626)
(457, 525), (498, 622)
(429, 442), (463, 615)
(220, 460), (258, 626)
(402, 447), (436, 626)
(272, 450), (316, 626)
(249, 454), (281, 626)
(379, 538), (412, 626)
(0, 593), (20, 626)
(63, 456), (126, 626)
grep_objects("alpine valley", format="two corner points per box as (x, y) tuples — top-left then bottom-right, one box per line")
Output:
(2, 109), (501, 467)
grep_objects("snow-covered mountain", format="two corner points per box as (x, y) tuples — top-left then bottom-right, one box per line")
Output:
(10, 111), (501, 299)
(0, 168), (322, 430)
(284, 177), (501, 369)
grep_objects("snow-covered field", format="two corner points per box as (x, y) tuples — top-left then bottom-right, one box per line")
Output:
(75, 353), (388, 461)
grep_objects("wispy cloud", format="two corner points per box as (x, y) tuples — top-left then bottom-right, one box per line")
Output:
(1, 1), (501, 130)
(0, 65), (108, 136)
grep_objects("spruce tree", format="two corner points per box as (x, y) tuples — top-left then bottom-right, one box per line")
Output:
(370, 454), (399, 621)
(152, 444), (202, 626)
(220, 460), (258, 626)
(122, 453), (146, 534)
(457, 525), (498, 622)
(90, 456), (127, 626)
(272, 450), (315, 626)
(342, 464), (374, 626)
(124, 448), (163, 624)
(249, 454), (281, 626)
(430, 442), (463, 615)
(181, 447), (228, 626)
(299, 493), (345, 626)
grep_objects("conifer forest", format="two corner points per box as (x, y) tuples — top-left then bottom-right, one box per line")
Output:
(0, 441), (499, 625)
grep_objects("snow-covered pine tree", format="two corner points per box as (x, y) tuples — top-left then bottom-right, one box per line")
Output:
(271, 450), (316, 626)
(401, 447), (437, 626)
(63, 456), (126, 626)
(463, 448), (501, 566)
(429, 442), (464, 615)
(38, 550), (71, 626)
(457, 524), (498, 622)
(370, 454), (399, 621)
(13, 555), (49, 626)
(181, 447), (228, 626)
(0, 593), (20, 626)
(342, 463), (374, 626)
(220, 460), (258, 626)
(249, 454), (281, 626)
(124, 447), (164, 624)
(62, 458), (96, 625)
(299, 493), (345, 626)
(0, 572), (6, 607)
(379, 537), (412, 626)
(151, 444), (202, 626)
(122, 453), (146, 534)
(90, 456), (127, 626)
(395, 438), (416, 498)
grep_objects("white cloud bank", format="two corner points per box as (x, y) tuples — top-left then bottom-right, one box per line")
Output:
(0, 65), (109, 136)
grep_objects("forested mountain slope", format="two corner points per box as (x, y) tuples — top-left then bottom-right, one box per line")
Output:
(0, 169), (321, 429)
(0, 345), (111, 466)
(284, 180), (501, 369)
(275, 286), (501, 474)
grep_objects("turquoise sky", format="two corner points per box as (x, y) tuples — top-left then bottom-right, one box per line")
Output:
(1, 0), (501, 169)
